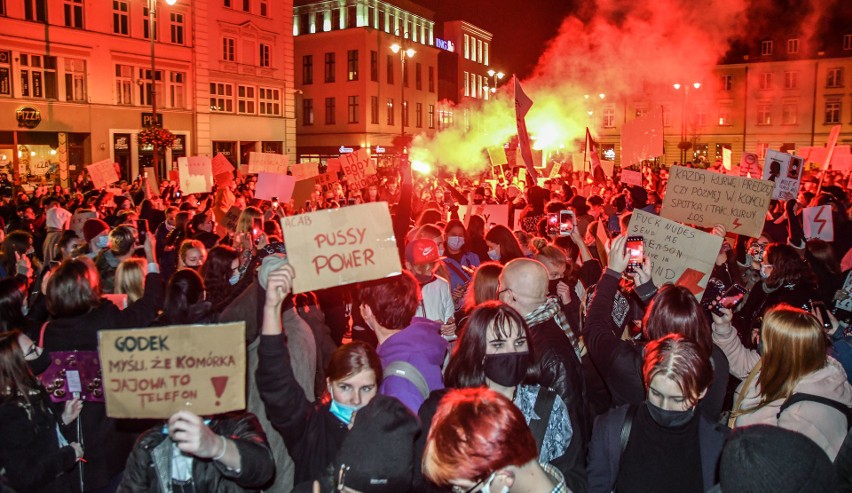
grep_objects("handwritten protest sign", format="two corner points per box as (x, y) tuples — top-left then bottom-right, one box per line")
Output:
(255, 172), (296, 202)
(143, 167), (159, 196)
(803, 205), (834, 242)
(212, 153), (235, 187)
(87, 159), (119, 189)
(461, 204), (510, 229)
(549, 161), (563, 179)
(340, 149), (377, 190)
(621, 169), (642, 187)
(800, 145), (852, 171)
(763, 150), (803, 201)
(626, 210), (723, 298)
(488, 146), (508, 166)
(292, 178), (316, 207)
(98, 323), (246, 419)
(177, 157), (213, 195)
(315, 170), (339, 190)
(291, 162), (319, 180)
(280, 202), (402, 294)
(249, 152), (288, 175)
(220, 206), (242, 232)
(739, 152), (760, 177)
(621, 108), (664, 166)
(660, 166), (774, 238)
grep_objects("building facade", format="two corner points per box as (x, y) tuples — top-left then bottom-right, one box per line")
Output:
(0, 0), (295, 188)
(293, 0), (439, 165)
(434, 20), (493, 132)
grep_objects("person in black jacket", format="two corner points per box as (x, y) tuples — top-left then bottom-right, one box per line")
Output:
(587, 335), (729, 493)
(117, 410), (274, 493)
(256, 263), (385, 489)
(582, 235), (730, 422)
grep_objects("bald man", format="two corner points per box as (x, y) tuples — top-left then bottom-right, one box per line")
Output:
(499, 258), (589, 491)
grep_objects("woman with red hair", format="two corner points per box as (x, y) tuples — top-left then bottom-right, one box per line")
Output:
(423, 387), (568, 493)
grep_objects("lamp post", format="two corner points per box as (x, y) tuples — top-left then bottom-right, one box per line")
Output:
(487, 69), (504, 94)
(148, 0), (176, 173)
(390, 43), (415, 154)
(673, 82), (701, 165)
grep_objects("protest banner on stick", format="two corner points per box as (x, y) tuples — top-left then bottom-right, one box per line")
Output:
(87, 159), (119, 189)
(99, 323), (246, 419)
(763, 150), (803, 201)
(626, 210), (723, 298)
(660, 165), (773, 238)
(177, 157), (213, 195)
(281, 202), (402, 294)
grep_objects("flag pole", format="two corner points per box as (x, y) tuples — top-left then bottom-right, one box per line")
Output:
(584, 128), (589, 177)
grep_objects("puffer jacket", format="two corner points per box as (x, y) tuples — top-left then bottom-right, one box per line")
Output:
(117, 412), (274, 493)
(713, 318), (852, 459)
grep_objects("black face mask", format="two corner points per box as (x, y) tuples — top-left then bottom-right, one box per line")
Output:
(646, 401), (695, 428)
(484, 351), (530, 387)
(548, 279), (561, 297)
(414, 273), (436, 286)
(27, 350), (52, 376)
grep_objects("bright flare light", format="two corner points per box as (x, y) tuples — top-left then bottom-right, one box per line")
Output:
(391, 44), (401, 54)
(533, 124), (561, 150)
(411, 160), (431, 174)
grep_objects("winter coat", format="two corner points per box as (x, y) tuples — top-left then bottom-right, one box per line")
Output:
(713, 318), (852, 459)
(117, 412), (274, 493)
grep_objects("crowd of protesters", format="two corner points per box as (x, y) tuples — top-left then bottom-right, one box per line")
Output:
(1, 152), (852, 493)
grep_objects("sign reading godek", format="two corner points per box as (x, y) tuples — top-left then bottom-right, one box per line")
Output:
(16, 106), (41, 129)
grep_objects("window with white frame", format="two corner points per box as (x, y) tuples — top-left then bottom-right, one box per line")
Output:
(259, 87), (280, 116)
(223, 38), (235, 61)
(20, 54), (57, 99)
(25, 0), (45, 22)
(827, 67), (844, 88)
(348, 95), (359, 123)
(484, 42), (489, 66)
(464, 34), (469, 60)
(720, 74), (732, 91)
(370, 96), (378, 124)
(64, 58), (85, 102)
(717, 104), (731, 126)
(138, 68), (163, 106)
(603, 107), (615, 128)
(143, 7), (158, 40)
(170, 72), (185, 108)
(259, 0), (267, 16)
(782, 102), (797, 125)
(759, 73), (772, 89)
(210, 82), (234, 112)
(825, 101), (841, 124)
(416, 102), (422, 128)
(428, 104), (434, 128)
(64, 0), (83, 28)
(694, 104), (708, 127)
(662, 104), (672, 126)
(113, 1), (128, 35)
(238, 85), (256, 114)
(0, 50), (11, 96)
(170, 12), (184, 45)
(784, 71), (797, 89)
(464, 71), (469, 96)
(477, 39), (482, 63)
(845, 34), (852, 51)
(259, 43), (271, 67)
(115, 64), (133, 105)
(761, 40), (773, 56)
(242, 0), (250, 12)
(787, 38), (799, 54)
(757, 103), (771, 125)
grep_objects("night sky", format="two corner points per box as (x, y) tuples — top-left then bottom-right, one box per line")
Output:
(414, 0), (579, 80)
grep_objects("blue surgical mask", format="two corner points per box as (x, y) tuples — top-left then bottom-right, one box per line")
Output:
(447, 236), (465, 251)
(438, 244), (445, 257)
(21, 303), (29, 317)
(760, 265), (771, 280)
(95, 235), (109, 249)
(329, 399), (362, 425)
(488, 249), (500, 261)
(229, 271), (241, 286)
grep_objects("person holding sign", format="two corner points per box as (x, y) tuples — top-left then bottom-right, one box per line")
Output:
(0, 330), (84, 493)
(256, 263), (387, 488)
(118, 409), (274, 492)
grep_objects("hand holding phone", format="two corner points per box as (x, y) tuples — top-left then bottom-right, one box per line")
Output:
(546, 213), (559, 236)
(625, 236), (644, 274)
(559, 209), (575, 236)
(136, 219), (149, 245)
(712, 284), (747, 316)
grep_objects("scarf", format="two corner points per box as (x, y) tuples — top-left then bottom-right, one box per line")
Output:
(524, 297), (583, 360)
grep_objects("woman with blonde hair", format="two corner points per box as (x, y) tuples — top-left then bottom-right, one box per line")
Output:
(713, 304), (852, 459)
(114, 258), (147, 303)
(177, 238), (207, 271)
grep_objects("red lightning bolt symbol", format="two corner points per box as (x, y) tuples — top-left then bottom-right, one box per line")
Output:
(731, 218), (742, 230)
(814, 206), (828, 234)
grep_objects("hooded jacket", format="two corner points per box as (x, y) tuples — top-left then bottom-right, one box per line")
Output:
(377, 317), (447, 413)
(713, 319), (852, 459)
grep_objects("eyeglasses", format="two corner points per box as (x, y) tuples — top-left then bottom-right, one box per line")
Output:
(451, 472), (497, 493)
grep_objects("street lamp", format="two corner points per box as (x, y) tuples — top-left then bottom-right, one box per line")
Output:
(673, 81), (701, 165)
(147, 0), (177, 174)
(391, 43), (415, 153)
(487, 69), (504, 93)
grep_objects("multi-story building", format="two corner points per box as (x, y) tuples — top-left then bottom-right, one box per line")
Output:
(593, 32), (852, 169)
(0, 0), (295, 187)
(293, 0), (439, 165)
(433, 20), (494, 131)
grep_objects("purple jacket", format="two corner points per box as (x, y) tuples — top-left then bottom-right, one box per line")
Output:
(377, 317), (447, 413)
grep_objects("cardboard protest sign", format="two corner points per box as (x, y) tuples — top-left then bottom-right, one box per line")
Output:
(461, 204), (510, 229)
(739, 152), (760, 178)
(800, 145), (852, 172)
(249, 152), (288, 175)
(254, 172), (296, 202)
(660, 166), (774, 238)
(339, 149), (377, 190)
(280, 202), (402, 294)
(325, 158), (342, 175)
(621, 169), (642, 187)
(620, 108), (664, 167)
(212, 153), (235, 187)
(98, 323), (246, 419)
(87, 159), (119, 189)
(626, 210), (723, 298)
(315, 171), (339, 190)
(291, 162), (319, 180)
(763, 150), (803, 201)
(722, 148), (732, 171)
(822, 125), (842, 172)
(549, 161), (563, 179)
(220, 206), (242, 232)
(143, 167), (159, 196)
(177, 157), (213, 195)
(803, 205), (834, 242)
(292, 178), (316, 207)
(488, 146), (508, 166)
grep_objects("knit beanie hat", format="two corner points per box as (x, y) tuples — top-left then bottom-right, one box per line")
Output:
(82, 218), (109, 243)
(331, 395), (419, 493)
(719, 425), (837, 493)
